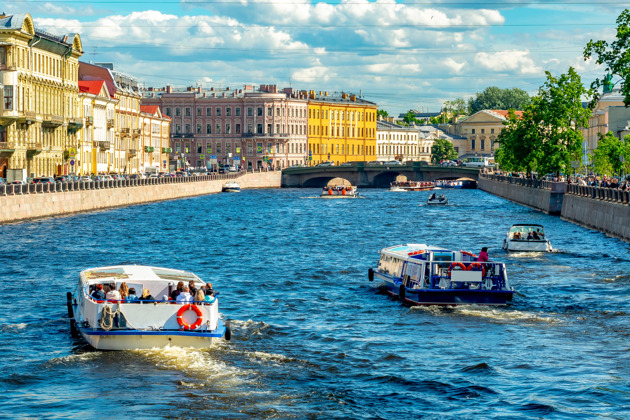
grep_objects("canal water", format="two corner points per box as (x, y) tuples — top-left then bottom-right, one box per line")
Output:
(1, 188), (629, 418)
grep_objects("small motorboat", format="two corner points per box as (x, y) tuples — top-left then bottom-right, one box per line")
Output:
(426, 193), (448, 205)
(222, 181), (241, 192)
(68, 265), (230, 350)
(320, 185), (358, 198)
(368, 244), (514, 306)
(502, 224), (552, 252)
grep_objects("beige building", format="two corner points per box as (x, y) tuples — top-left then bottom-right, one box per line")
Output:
(448, 110), (522, 158)
(0, 13), (83, 179)
(376, 119), (434, 163)
(140, 105), (171, 173)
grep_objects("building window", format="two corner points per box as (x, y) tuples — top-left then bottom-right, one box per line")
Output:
(216, 107), (221, 116)
(207, 124), (212, 134)
(267, 107), (272, 116)
(216, 124), (221, 134)
(481, 129), (485, 134)
(257, 142), (263, 154)
(491, 128), (495, 134)
(185, 124), (191, 133)
(175, 143), (181, 153)
(206, 107), (211, 116)
(197, 144), (202, 153)
(235, 107), (241, 116)
(175, 108), (181, 117)
(471, 128), (475, 134)
(3, 86), (13, 110)
(165, 108), (171, 117)
(206, 144), (212, 154)
(185, 143), (190, 153)
(248, 142), (253, 154)
(216, 142), (222, 153)
(257, 124), (263, 134)
(481, 139), (485, 150)
(248, 107), (253, 117)
(226, 143), (231, 155)
(197, 124), (202, 134)
(197, 107), (202, 116)
(176, 124), (181, 134)
(267, 124), (272, 133)
(185, 108), (191, 117)
(471, 139), (476, 150)
(226, 123), (231, 134)
(257, 107), (263, 116)
(226, 107), (231, 116)
(236, 123), (241, 134)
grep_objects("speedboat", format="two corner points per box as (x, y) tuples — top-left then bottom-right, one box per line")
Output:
(320, 185), (358, 198)
(502, 224), (552, 252)
(427, 193), (448, 205)
(222, 181), (241, 192)
(368, 244), (514, 306)
(67, 265), (230, 350)
(389, 181), (435, 192)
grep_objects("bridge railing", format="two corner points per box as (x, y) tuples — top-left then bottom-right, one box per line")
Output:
(481, 174), (563, 191)
(0, 171), (246, 198)
(566, 184), (630, 205)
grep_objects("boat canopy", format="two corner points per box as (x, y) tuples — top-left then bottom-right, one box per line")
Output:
(81, 265), (202, 286)
(508, 224), (545, 234)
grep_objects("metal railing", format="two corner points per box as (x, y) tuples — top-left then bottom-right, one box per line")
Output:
(480, 173), (565, 192)
(0, 171), (248, 197)
(566, 183), (630, 205)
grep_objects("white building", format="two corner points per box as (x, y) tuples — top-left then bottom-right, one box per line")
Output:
(376, 119), (436, 163)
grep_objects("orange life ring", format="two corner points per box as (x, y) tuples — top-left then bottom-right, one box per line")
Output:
(448, 262), (466, 277)
(467, 262), (486, 277)
(176, 304), (203, 330)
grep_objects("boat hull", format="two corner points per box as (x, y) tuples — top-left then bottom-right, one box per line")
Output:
(76, 324), (228, 350)
(222, 188), (241, 193)
(503, 238), (552, 252)
(382, 286), (513, 306)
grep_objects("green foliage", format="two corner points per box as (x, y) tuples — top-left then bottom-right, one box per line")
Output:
(468, 86), (532, 114)
(402, 110), (419, 125)
(584, 9), (630, 106)
(431, 138), (458, 163)
(590, 132), (630, 176)
(377, 109), (389, 118)
(443, 98), (468, 118)
(495, 68), (592, 175)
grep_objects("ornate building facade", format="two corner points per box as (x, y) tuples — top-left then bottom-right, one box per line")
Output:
(0, 13), (83, 178)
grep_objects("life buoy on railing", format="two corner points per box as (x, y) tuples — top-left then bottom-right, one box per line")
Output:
(177, 304), (203, 330)
(467, 262), (486, 277)
(448, 262), (466, 277)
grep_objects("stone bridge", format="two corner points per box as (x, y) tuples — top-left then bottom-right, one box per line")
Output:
(281, 162), (480, 188)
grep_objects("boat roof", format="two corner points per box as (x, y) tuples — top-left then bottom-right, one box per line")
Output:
(380, 243), (451, 256)
(509, 224), (544, 227)
(80, 265), (203, 285)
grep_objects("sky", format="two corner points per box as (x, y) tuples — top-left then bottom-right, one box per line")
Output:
(5, 0), (630, 116)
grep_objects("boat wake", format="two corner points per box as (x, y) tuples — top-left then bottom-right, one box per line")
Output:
(411, 305), (560, 324)
(1, 322), (28, 332)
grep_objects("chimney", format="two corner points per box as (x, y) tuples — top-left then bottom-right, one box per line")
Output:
(166, 86), (173, 94)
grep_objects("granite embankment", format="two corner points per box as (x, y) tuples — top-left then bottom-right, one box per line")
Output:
(0, 171), (281, 224)
(479, 174), (630, 241)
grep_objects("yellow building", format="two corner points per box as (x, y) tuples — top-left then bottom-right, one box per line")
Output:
(140, 105), (171, 173)
(306, 91), (377, 165)
(451, 110), (522, 157)
(0, 13), (83, 179)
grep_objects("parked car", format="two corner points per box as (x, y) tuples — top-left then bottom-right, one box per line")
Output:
(316, 161), (334, 167)
(79, 176), (92, 182)
(440, 160), (458, 167)
(339, 162), (352, 167)
(54, 175), (71, 182)
(11, 180), (27, 185)
(32, 177), (55, 184)
(384, 160), (403, 166)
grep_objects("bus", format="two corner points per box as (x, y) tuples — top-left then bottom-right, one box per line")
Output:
(463, 157), (495, 168)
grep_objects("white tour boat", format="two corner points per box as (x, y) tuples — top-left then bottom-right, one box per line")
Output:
(389, 181), (435, 192)
(369, 244), (514, 306)
(67, 265), (230, 350)
(222, 181), (241, 192)
(320, 185), (358, 198)
(426, 193), (448, 205)
(502, 224), (552, 252)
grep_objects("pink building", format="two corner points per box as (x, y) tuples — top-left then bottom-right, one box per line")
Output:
(141, 85), (308, 171)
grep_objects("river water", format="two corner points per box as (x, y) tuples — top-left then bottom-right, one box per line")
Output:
(1, 188), (629, 419)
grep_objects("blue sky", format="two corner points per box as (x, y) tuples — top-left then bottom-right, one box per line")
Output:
(7, 0), (629, 115)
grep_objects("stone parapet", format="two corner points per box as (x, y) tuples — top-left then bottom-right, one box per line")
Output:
(478, 174), (565, 215)
(0, 171), (281, 224)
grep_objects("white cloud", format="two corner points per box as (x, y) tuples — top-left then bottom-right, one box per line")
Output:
(475, 51), (542, 75)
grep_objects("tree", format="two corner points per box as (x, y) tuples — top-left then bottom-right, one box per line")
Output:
(584, 9), (630, 106)
(402, 110), (419, 125)
(377, 109), (389, 119)
(468, 86), (532, 114)
(590, 132), (630, 176)
(442, 98), (468, 121)
(431, 138), (457, 163)
(494, 68), (592, 176)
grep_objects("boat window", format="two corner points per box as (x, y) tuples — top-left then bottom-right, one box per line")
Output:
(433, 252), (452, 262)
(405, 263), (422, 280)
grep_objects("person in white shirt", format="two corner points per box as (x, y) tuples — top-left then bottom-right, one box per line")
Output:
(106, 283), (121, 301)
(176, 286), (193, 304)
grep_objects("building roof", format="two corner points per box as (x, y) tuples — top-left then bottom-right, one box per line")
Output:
(78, 80), (105, 96)
(487, 109), (523, 119)
(79, 62), (117, 97)
(140, 105), (160, 115)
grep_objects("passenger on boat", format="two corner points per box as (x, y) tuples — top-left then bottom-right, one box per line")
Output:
(430, 193), (437, 200)
(194, 289), (205, 306)
(176, 286), (193, 304)
(527, 232), (534, 240)
(139, 288), (154, 301)
(170, 281), (184, 301)
(127, 288), (138, 303)
(477, 247), (489, 262)
(91, 284), (106, 300)
(204, 283), (215, 297)
(536, 228), (544, 238)
(513, 232), (522, 240)
(119, 282), (129, 300)
(188, 280), (198, 297)
(106, 283), (121, 301)
(532, 231), (540, 240)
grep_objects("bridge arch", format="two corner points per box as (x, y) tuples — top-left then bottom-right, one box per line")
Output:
(302, 176), (353, 188)
(372, 171), (403, 188)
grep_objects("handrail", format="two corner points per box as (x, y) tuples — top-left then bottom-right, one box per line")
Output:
(565, 183), (629, 205)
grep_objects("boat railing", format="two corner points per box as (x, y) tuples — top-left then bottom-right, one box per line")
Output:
(407, 261), (507, 291)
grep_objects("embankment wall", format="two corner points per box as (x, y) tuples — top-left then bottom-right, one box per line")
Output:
(561, 194), (630, 241)
(478, 176), (564, 214)
(0, 172), (281, 224)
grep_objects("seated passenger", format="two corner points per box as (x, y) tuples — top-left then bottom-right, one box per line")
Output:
(194, 289), (205, 306)
(532, 231), (540, 240)
(204, 283), (216, 297)
(127, 287), (138, 303)
(536, 228), (544, 238)
(119, 282), (129, 301)
(527, 232), (533, 240)
(176, 286), (193, 304)
(171, 281), (184, 301)
(91, 284), (106, 300)
(106, 283), (121, 301)
(188, 280), (198, 297)
(139, 288), (154, 302)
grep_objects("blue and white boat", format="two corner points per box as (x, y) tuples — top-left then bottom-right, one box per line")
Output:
(67, 265), (230, 350)
(368, 244), (514, 306)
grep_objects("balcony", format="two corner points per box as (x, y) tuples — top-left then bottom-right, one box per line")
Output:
(26, 142), (43, 158)
(132, 128), (142, 137)
(107, 119), (115, 129)
(15, 110), (37, 125)
(85, 116), (94, 126)
(67, 118), (83, 133)
(97, 140), (111, 150)
(162, 147), (173, 153)
(120, 127), (130, 136)
(0, 141), (16, 158)
(144, 146), (155, 153)
(128, 149), (138, 157)
(42, 114), (64, 128)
